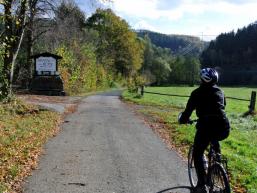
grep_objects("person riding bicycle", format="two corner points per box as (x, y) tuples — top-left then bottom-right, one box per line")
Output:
(178, 68), (230, 193)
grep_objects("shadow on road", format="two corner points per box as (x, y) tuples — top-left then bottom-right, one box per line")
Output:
(156, 185), (192, 193)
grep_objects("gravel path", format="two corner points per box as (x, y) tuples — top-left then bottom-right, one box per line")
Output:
(23, 91), (191, 193)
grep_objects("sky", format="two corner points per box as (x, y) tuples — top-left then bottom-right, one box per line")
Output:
(76, 0), (257, 41)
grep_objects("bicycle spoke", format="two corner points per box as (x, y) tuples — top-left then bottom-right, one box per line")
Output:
(209, 164), (230, 193)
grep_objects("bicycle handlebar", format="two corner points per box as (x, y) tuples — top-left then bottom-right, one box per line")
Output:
(188, 119), (198, 124)
(178, 112), (198, 125)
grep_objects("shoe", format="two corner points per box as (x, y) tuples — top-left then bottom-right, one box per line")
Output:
(192, 185), (209, 193)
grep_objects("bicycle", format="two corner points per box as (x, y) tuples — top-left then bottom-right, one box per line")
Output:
(186, 120), (231, 193)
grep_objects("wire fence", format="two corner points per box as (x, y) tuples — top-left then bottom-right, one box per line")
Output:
(139, 86), (256, 114)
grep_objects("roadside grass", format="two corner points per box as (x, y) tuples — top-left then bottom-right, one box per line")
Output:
(0, 99), (61, 193)
(122, 86), (257, 193)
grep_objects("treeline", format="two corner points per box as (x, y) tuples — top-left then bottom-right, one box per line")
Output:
(141, 35), (200, 86)
(201, 21), (257, 85)
(0, 0), (204, 99)
(137, 30), (206, 57)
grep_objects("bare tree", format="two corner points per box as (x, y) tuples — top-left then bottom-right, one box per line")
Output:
(25, 0), (55, 83)
(40, 0), (87, 49)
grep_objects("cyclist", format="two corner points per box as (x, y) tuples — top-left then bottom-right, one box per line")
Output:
(178, 68), (230, 193)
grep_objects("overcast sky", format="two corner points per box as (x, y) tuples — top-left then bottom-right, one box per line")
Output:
(77, 0), (257, 41)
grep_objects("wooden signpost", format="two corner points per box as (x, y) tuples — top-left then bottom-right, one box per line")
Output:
(30, 52), (65, 96)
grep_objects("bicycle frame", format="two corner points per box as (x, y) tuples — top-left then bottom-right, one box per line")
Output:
(207, 143), (228, 173)
(180, 114), (231, 192)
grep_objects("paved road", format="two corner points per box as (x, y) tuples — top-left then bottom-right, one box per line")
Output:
(23, 91), (191, 193)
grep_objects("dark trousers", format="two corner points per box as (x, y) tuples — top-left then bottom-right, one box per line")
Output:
(193, 126), (229, 186)
(193, 131), (221, 186)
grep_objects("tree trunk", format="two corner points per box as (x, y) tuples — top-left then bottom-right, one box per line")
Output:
(1, 0), (28, 98)
(2, 1), (13, 98)
(10, 15), (28, 95)
(26, 0), (38, 87)
(26, 19), (33, 88)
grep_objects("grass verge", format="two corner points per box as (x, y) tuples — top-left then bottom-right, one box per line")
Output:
(122, 86), (257, 193)
(0, 99), (61, 193)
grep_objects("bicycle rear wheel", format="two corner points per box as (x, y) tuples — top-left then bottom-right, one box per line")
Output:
(208, 163), (231, 193)
(188, 146), (198, 187)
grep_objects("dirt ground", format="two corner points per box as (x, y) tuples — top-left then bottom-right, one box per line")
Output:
(17, 94), (83, 114)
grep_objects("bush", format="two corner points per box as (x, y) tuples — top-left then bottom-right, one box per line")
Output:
(56, 41), (112, 95)
(127, 74), (145, 93)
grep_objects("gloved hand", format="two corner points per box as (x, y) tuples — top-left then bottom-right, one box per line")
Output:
(178, 112), (190, 124)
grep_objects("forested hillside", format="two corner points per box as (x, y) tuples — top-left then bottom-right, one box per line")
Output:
(201, 21), (257, 85)
(137, 30), (206, 57)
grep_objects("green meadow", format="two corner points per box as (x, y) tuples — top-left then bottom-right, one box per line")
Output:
(123, 86), (257, 193)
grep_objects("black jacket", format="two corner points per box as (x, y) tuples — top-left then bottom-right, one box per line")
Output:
(180, 84), (230, 134)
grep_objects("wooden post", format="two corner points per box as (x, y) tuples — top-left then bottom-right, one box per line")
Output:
(141, 85), (144, 96)
(249, 91), (256, 113)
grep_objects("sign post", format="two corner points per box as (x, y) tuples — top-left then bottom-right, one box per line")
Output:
(30, 52), (65, 96)
(249, 91), (256, 113)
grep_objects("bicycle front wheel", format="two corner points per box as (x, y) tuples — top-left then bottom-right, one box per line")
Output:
(188, 146), (198, 187)
(207, 163), (231, 193)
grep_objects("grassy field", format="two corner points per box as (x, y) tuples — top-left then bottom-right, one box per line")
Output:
(122, 86), (257, 193)
(0, 99), (61, 193)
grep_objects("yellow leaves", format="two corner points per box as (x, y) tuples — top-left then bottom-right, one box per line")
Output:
(15, 20), (20, 26)
(59, 67), (70, 90)
(88, 9), (144, 76)
(56, 42), (101, 94)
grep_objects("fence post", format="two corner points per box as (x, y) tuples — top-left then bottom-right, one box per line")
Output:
(249, 91), (256, 113)
(141, 85), (144, 96)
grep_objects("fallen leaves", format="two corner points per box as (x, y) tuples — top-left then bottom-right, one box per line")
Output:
(0, 100), (61, 193)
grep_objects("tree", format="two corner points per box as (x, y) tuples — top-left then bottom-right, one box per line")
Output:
(141, 35), (154, 77)
(185, 56), (201, 86)
(168, 55), (200, 85)
(86, 9), (144, 78)
(140, 35), (174, 85)
(25, 0), (55, 83)
(169, 56), (185, 84)
(1, 0), (28, 98)
(0, 0), (117, 98)
(151, 57), (171, 85)
(53, 0), (86, 43)
(20, 0), (112, 85)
